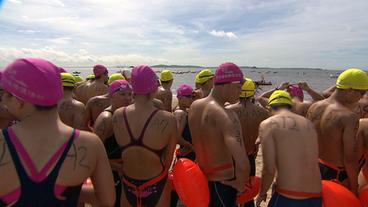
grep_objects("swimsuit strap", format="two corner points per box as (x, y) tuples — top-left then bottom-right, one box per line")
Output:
(318, 159), (345, 171)
(276, 187), (322, 198)
(122, 108), (159, 143)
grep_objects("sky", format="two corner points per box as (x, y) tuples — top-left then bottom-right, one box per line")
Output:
(0, 0), (367, 69)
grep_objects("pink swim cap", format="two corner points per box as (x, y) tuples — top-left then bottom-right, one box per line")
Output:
(214, 62), (244, 84)
(287, 84), (303, 97)
(108, 80), (132, 96)
(177, 84), (193, 98)
(2, 58), (63, 106)
(58, 67), (66, 73)
(131, 65), (158, 95)
(93, 64), (108, 77)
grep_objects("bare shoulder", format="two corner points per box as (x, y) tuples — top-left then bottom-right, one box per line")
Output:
(76, 130), (104, 149)
(173, 109), (186, 117)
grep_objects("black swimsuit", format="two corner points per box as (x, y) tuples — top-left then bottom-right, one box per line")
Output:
(121, 108), (168, 207)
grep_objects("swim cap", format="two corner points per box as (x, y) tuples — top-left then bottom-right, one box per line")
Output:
(93, 64), (108, 77)
(86, 74), (95, 80)
(108, 80), (132, 96)
(2, 58), (63, 106)
(74, 75), (83, 83)
(58, 67), (66, 73)
(195, 69), (214, 84)
(214, 62), (244, 84)
(108, 73), (125, 85)
(60, 73), (76, 87)
(239, 78), (255, 98)
(160, 70), (173, 82)
(336, 68), (368, 90)
(131, 65), (158, 95)
(177, 84), (194, 98)
(268, 90), (292, 106)
(287, 84), (303, 97)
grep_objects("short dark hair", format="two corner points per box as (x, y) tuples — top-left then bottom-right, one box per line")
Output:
(63, 86), (74, 91)
(160, 80), (172, 85)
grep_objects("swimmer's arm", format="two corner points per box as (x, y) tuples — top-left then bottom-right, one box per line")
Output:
(74, 103), (88, 130)
(164, 116), (178, 171)
(174, 111), (192, 148)
(82, 102), (93, 131)
(223, 111), (250, 192)
(94, 114), (112, 142)
(258, 122), (276, 198)
(322, 85), (336, 98)
(299, 82), (324, 101)
(85, 135), (115, 207)
(342, 114), (360, 193)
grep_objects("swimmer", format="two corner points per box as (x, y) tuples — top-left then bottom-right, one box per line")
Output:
(83, 74), (126, 130)
(0, 58), (115, 206)
(256, 90), (322, 207)
(58, 73), (86, 130)
(195, 69), (214, 98)
(189, 62), (250, 207)
(226, 78), (269, 207)
(113, 65), (177, 207)
(156, 70), (174, 112)
(94, 80), (133, 207)
(307, 68), (368, 194)
(258, 81), (324, 116)
(74, 65), (109, 104)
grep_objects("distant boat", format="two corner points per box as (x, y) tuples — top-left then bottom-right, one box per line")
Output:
(255, 80), (272, 85)
(329, 74), (339, 79)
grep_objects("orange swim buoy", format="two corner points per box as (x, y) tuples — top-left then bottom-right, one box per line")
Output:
(236, 176), (261, 204)
(172, 158), (209, 207)
(360, 185), (368, 207)
(322, 180), (360, 207)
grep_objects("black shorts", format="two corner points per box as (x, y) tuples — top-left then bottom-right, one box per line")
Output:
(122, 173), (167, 207)
(268, 192), (322, 207)
(319, 162), (347, 182)
(208, 181), (237, 207)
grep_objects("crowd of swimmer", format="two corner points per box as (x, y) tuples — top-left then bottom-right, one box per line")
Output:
(0, 57), (368, 207)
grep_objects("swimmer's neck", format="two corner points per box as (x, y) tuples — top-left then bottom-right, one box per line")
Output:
(331, 90), (354, 106)
(134, 96), (155, 109)
(16, 109), (60, 130)
(62, 90), (73, 99)
(210, 89), (227, 106)
(161, 84), (171, 90)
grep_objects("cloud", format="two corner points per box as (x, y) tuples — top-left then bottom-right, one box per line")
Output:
(48, 37), (71, 45)
(209, 30), (237, 39)
(0, 47), (169, 67)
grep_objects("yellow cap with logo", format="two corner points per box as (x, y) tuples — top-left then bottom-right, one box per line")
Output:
(60, 73), (76, 87)
(160, 70), (173, 81)
(86, 74), (95, 80)
(268, 90), (292, 106)
(239, 78), (255, 98)
(74, 75), (83, 83)
(336, 68), (368, 90)
(108, 73), (125, 85)
(195, 69), (214, 84)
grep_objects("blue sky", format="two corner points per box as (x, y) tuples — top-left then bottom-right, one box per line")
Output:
(0, 0), (367, 69)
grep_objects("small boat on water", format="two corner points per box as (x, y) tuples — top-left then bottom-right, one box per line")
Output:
(329, 74), (339, 79)
(255, 80), (272, 85)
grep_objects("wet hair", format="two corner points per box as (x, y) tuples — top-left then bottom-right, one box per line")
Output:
(34, 104), (58, 111)
(160, 80), (172, 85)
(270, 103), (292, 111)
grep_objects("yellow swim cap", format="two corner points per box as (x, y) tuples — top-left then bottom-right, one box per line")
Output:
(336, 68), (368, 90)
(268, 90), (292, 106)
(74, 75), (83, 83)
(160, 70), (173, 81)
(240, 78), (255, 98)
(61, 73), (76, 87)
(195, 69), (214, 84)
(108, 73), (125, 85)
(86, 74), (95, 80)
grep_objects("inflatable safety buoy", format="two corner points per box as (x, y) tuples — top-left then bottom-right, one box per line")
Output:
(359, 185), (368, 207)
(84, 177), (92, 185)
(172, 158), (209, 207)
(236, 176), (261, 204)
(322, 180), (360, 207)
